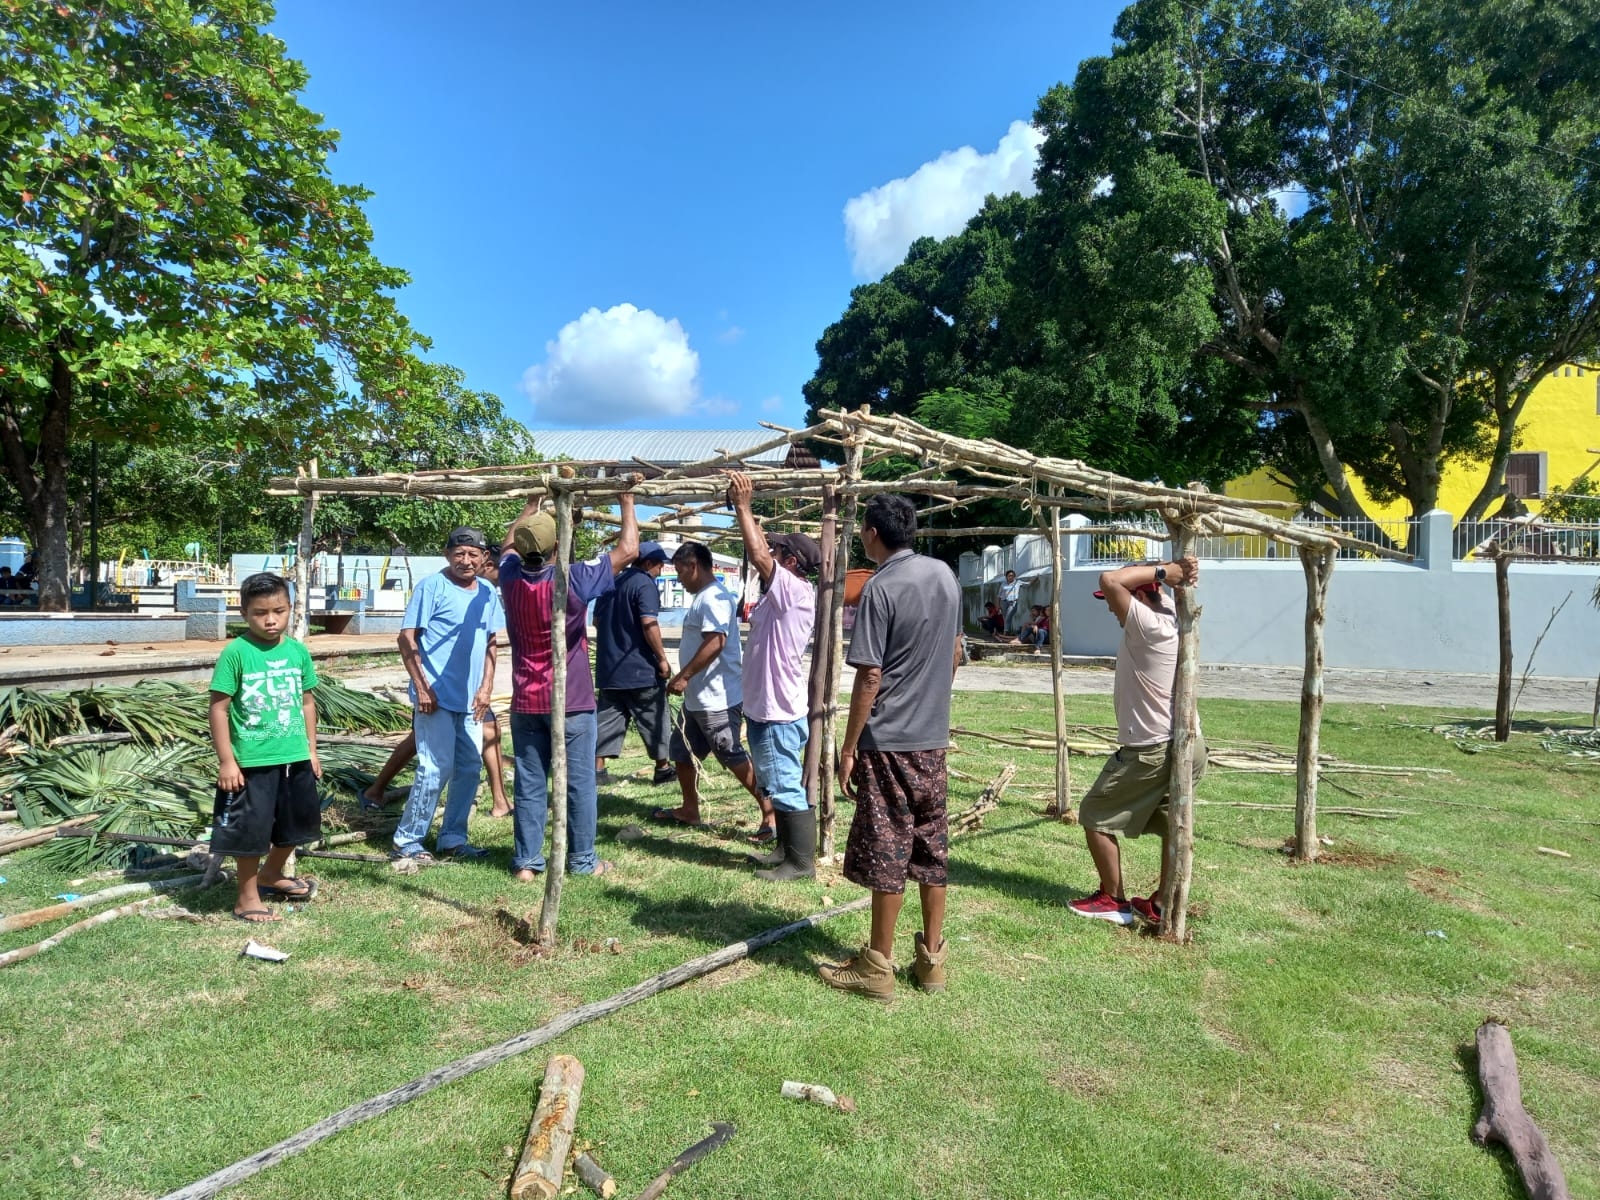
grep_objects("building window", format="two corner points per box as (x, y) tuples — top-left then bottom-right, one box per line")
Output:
(1505, 451), (1546, 499)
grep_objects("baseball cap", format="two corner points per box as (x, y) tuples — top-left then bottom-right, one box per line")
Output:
(636, 541), (670, 566)
(1093, 580), (1162, 599)
(767, 532), (823, 574)
(512, 512), (558, 558)
(446, 527), (489, 552)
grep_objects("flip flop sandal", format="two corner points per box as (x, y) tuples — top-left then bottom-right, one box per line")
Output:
(746, 825), (777, 845)
(232, 908), (281, 924)
(259, 877), (318, 902)
(649, 806), (701, 827)
(580, 859), (617, 877)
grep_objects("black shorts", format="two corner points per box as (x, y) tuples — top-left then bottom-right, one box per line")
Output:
(669, 705), (751, 769)
(595, 685), (671, 760)
(210, 760), (322, 857)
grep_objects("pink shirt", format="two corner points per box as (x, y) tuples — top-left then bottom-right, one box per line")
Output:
(742, 566), (815, 722)
(1114, 598), (1180, 747)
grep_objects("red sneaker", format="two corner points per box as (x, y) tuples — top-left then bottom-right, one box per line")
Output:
(1129, 895), (1162, 926)
(1067, 889), (1134, 925)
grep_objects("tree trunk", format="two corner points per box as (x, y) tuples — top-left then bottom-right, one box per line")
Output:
(1471, 1022), (1571, 1200)
(1294, 546), (1334, 862)
(291, 460), (318, 641)
(0, 352), (78, 611)
(538, 487), (574, 947)
(1495, 550), (1512, 742)
(511, 1054), (585, 1200)
(1301, 403), (1377, 524)
(1462, 374), (1535, 523)
(1159, 522), (1202, 943)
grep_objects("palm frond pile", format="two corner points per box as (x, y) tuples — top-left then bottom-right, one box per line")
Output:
(0, 679), (411, 869)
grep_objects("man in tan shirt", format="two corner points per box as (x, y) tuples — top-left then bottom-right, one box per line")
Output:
(1067, 555), (1202, 928)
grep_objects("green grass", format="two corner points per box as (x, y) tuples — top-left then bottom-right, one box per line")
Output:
(1, 693), (1597, 1200)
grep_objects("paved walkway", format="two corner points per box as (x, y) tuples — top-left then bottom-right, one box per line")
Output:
(2, 629), (1592, 714)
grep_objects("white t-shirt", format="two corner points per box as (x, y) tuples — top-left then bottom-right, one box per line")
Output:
(680, 581), (743, 712)
(1114, 598), (1179, 747)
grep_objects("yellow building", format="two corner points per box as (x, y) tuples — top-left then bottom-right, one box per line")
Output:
(1225, 366), (1600, 518)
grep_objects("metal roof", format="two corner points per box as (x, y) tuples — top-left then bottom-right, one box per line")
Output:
(527, 429), (806, 468)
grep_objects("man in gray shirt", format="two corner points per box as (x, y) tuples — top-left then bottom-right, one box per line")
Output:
(821, 494), (962, 1002)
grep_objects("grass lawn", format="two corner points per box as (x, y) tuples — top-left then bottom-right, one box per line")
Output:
(1, 692), (1597, 1200)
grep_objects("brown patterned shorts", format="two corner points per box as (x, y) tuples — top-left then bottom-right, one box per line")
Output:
(842, 748), (948, 894)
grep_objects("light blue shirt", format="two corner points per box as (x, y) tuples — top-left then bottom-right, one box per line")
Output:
(402, 571), (506, 712)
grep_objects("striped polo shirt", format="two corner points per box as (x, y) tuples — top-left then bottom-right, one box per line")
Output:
(499, 550), (616, 715)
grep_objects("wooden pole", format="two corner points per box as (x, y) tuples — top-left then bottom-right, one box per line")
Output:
(0, 896), (172, 968)
(820, 416), (866, 857)
(1471, 1022), (1572, 1200)
(1495, 548), (1513, 742)
(803, 486), (839, 809)
(1043, 492), (1072, 819)
(538, 488), (574, 946)
(291, 458), (318, 642)
(1159, 521), (1201, 942)
(156, 895), (873, 1200)
(1294, 546), (1335, 862)
(0, 873), (205, 935)
(511, 1054), (586, 1200)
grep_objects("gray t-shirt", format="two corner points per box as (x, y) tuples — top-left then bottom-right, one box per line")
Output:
(847, 550), (961, 751)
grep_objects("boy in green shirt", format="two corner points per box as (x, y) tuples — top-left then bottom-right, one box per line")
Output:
(207, 573), (323, 923)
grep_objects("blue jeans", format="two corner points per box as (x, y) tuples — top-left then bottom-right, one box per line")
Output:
(745, 716), (809, 813)
(394, 708), (483, 855)
(510, 710), (599, 873)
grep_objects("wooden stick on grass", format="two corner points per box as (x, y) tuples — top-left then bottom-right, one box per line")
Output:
(0, 896), (172, 968)
(0, 873), (205, 935)
(511, 1054), (585, 1200)
(1471, 1022), (1571, 1200)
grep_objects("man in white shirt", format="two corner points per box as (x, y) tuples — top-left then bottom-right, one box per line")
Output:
(655, 541), (767, 828)
(998, 569), (1023, 635)
(1067, 555), (1204, 929)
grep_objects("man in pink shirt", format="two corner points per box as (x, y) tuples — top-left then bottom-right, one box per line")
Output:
(726, 470), (820, 881)
(1068, 554), (1204, 928)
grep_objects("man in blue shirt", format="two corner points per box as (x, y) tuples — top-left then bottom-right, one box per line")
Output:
(593, 542), (675, 785)
(392, 527), (506, 864)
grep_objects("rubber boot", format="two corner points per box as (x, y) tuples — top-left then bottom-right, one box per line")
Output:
(754, 807), (816, 881)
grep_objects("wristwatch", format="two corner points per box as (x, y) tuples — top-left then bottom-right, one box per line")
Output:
(1155, 566), (1167, 583)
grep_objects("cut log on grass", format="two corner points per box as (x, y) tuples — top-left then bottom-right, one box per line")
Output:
(1471, 1022), (1571, 1200)
(0, 814), (99, 854)
(0, 896), (171, 968)
(511, 1054), (586, 1200)
(952, 763), (1017, 835)
(0, 873), (205, 934)
(155, 894), (873, 1200)
(574, 1153), (617, 1199)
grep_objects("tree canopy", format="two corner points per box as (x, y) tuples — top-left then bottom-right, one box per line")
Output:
(806, 0), (1600, 531)
(0, 0), (456, 607)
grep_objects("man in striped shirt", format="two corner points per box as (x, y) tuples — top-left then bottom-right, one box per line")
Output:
(499, 494), (639, 881)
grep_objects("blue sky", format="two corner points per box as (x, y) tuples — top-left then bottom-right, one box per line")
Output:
(270, 0), (1127, 438)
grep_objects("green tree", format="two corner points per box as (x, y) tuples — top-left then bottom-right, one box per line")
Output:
(0, 0), (421, 608)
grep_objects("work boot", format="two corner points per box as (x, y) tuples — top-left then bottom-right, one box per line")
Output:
(911, 931), (947, 992)
(818, 946), (895, 1003)
(754, 807), (816, 881)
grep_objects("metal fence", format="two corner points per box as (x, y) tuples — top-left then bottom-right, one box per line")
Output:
(1453, 518), (1600, 561)
(1069, 515), (1418, 563)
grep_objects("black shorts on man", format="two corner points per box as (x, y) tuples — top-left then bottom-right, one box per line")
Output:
(210, 760), (322, 857)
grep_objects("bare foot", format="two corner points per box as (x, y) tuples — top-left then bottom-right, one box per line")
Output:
(512, 868), (542, 883)
(490, 805), (512, 818)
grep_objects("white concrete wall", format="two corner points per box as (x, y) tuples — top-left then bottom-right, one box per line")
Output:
(959, 511), (1600, 676)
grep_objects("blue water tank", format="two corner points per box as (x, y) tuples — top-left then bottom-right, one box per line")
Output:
(0, 537), (24, 573)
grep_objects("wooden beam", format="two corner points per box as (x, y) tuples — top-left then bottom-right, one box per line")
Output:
(538, 489), (574, 947)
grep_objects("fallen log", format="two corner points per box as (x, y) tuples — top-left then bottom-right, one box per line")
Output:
(1193, 801), (1413, 819)
(1471, 1022), (1570, 1200)
(0, 873), (206, 935)
(952, 763), (1017, 835)
(512, 1055), (585, 1200)
(574, 1153), (617, 1199)
(0, 814), (99, 854)
(155, 894), (873, 1200)
(0, 896), (172, 968)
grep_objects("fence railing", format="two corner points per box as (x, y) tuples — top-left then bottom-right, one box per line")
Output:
(1453, 518), (1600, 561)
(1069, 516), (1418, 563)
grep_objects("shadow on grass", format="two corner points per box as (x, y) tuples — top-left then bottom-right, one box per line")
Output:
(601, 888), (858, 978)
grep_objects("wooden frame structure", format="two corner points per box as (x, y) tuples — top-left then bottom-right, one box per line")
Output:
(269, 407), (1406, 942)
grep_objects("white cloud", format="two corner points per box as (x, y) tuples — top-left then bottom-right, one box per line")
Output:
(760, 395), (784, 414)
(717, 324), (746, 344)
(521, 303), (700, 426)
(843, 120), (1044, 278)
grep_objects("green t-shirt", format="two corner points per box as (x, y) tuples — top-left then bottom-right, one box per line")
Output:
(209, 634), (319, 768)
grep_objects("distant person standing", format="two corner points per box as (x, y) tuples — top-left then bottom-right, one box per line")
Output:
(998, 569), (1022, 636)
(593, 541), (675, 786)
(392, 528), (504, 864)
(821, 494), (961, 1002)
(726, 470), (821, 881)
(500, 494), (639, 882)
(657, 542), (768, 828)
(1067, 555), (1203, 928)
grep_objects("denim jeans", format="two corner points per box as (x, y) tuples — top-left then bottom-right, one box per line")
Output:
(394, 708), (483, 855)
(510, 710), (599, 873)
(745, 716), (809, 813)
